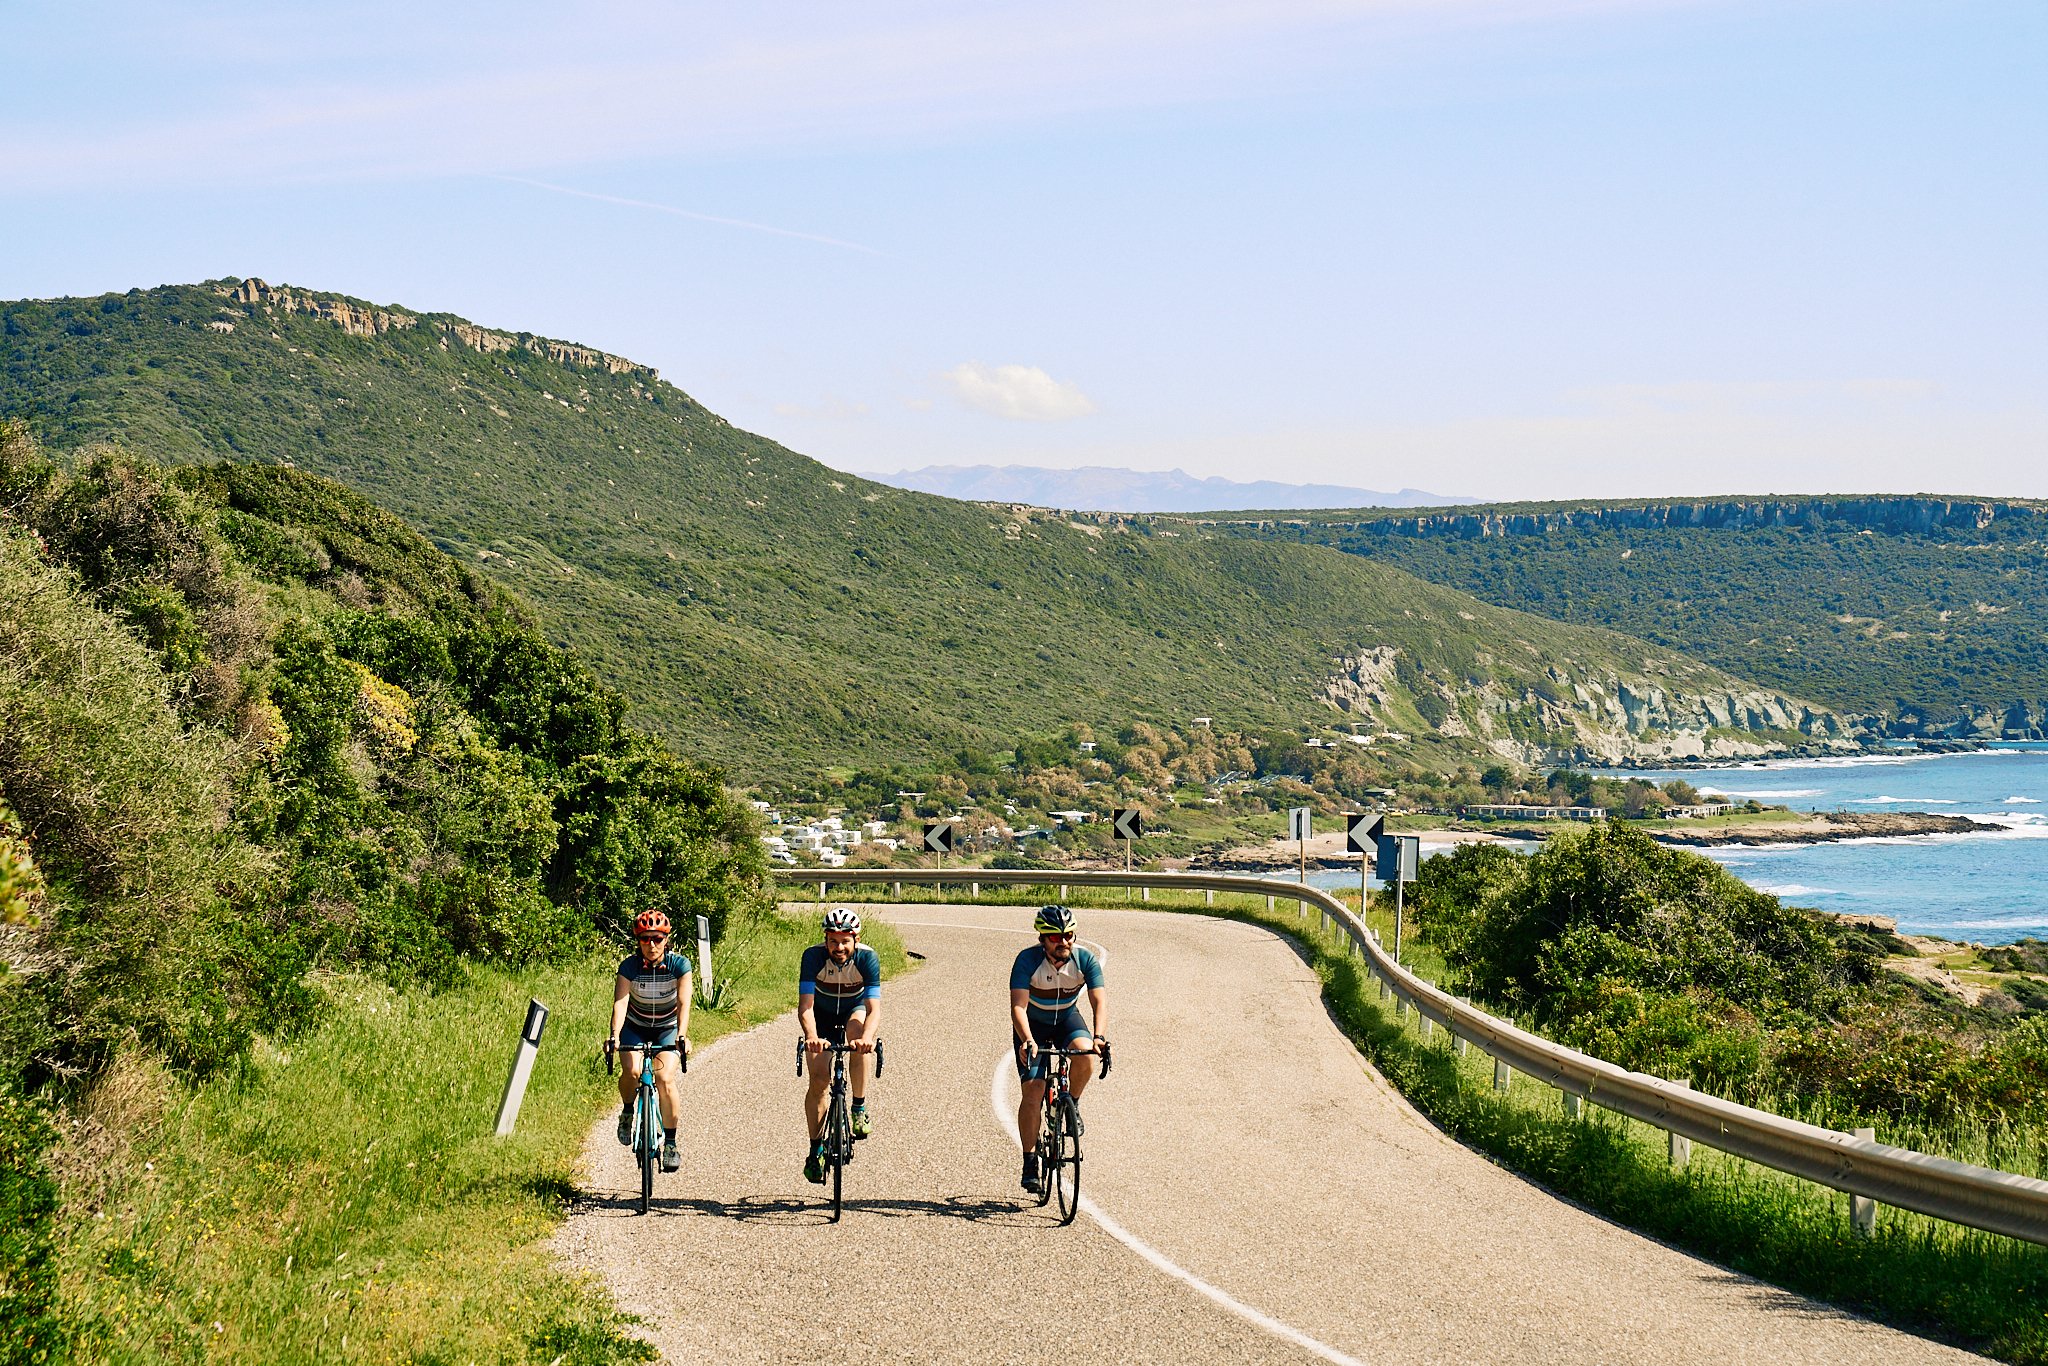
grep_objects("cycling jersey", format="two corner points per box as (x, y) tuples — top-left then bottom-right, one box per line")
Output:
(1010, 944), (1104, 1020)
(617, 951), (692, 1028)
(799, 943), (882, 1022)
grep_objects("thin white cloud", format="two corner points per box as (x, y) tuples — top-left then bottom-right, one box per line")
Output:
(1564, 378), (1941, 413)
(494, 176), (887, 256)
(0, 1), (1708, 191)
(944, 363), (1098, 422)
(772, 396), (872, 420)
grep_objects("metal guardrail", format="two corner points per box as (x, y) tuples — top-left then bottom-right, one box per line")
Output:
(782, 866), (2048, 1247)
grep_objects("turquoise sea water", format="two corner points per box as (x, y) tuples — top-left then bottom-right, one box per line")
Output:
(1286, 744), (2048, 943)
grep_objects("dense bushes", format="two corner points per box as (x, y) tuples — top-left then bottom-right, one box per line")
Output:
(1409, 823), (2048, 1131)
(0, 423), (769, 1356)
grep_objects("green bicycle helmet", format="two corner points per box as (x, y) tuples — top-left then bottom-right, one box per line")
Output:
(1033, 904), (1077, 935)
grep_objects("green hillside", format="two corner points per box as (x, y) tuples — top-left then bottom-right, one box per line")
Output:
(1200, 499), (2048, 738)
(1, 280), (1847, 779)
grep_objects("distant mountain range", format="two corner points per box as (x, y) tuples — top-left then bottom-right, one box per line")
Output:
(855, 464), (1479, 513)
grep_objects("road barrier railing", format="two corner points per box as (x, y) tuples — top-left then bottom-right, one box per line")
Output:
(781, 866), (2048, 1247)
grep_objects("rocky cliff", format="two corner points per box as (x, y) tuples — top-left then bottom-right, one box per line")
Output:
(218, 279), (657, 380)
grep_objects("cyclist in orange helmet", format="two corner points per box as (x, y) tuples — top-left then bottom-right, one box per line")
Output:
(609, 909), (692, 1172)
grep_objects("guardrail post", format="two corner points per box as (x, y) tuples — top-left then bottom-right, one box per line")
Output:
(1851, 1127), (1877, 1236)
(818, 881), (826, 900)
(1493, 1058), (1511, 1093)
(1455, 999), (1470, 1056)
(1669, 1081), (1692, 1168)
(892, 881), (902, 899)
(1060, 884), (1068, 900)
(971, 882), (979, 898)
(1562, 1091), (1583, 1119)
(1205, 888), (1214, 905)
(1395, 992), (1408, 1020)
(1267, 894), (1277, 911)
(1377, 976), (1389, 1001)
(1142, 886), (1150, 901)
(1419, 1010), (1432, 1041)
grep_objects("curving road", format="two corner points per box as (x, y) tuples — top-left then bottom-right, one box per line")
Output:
(554, 904), (1982, 1364)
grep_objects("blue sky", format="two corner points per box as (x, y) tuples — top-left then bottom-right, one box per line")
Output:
(5, 0), (2043, 500)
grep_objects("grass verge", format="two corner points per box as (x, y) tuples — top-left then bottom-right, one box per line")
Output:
(818, 880), (2048, 1361)
(53, 910), (906, 1365)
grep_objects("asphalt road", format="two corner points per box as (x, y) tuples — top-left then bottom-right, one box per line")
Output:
(554, 904), (1982, 1364)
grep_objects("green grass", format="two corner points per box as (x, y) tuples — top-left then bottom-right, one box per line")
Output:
(797, 882), (2048, 1360)
(54, 911), (906, 1365)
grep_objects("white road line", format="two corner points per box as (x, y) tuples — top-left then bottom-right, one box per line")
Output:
(986, 1051), (1368, 1366)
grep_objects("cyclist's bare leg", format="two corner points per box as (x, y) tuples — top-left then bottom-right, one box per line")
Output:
(653, 1049), (683, 1128)
(1018, 1076), (1048, 1149)
(845, 1013), (873, 1099)
(804, 1056), (831, 1140)
(1069, 1047), (1096, 1100)
(617, 1049), (644, 1110)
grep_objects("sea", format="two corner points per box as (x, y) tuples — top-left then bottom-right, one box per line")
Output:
(1290, 744), (2048, 944)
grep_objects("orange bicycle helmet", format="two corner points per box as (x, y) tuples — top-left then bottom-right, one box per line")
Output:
(633, 909), (672, 938)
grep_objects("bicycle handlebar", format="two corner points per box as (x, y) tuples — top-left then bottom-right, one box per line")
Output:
(605, 1037), (688, 1077)
(796, 1036), (886, 1077)
(1016, 1039), (1112, 1076)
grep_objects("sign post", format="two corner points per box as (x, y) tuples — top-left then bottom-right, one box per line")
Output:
(695, 914), (714, 1004)
(1347, 813), (1384, 927)
(494, 998), (549, 1137)
(1375, 833), (1420, 962)
(1288, 806), (1313, 889)
(1112, 808), (1143, 894)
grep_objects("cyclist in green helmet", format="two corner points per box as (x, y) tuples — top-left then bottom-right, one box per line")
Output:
(1010, 904), (1107, 1194)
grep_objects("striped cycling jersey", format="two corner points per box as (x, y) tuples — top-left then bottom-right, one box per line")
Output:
(1010, 944), (1104, 1018)
(799, 943), (882, 1016)
(617, 951), (692, 1027)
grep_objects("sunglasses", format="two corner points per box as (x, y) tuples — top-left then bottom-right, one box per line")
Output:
(636, 933), (668, 943)
(1041, 932), (1076, 942)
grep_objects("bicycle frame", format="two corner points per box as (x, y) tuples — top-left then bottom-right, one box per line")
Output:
(607, 1037), (685, 1215)
(798, 1033), (884, 1222)
(1022, 1040), (1110, 1224)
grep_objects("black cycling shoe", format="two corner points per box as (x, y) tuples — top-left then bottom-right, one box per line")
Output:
(1065, 1098), (1085, 1137)
(1021, 1154), (1043, 1194)
(660, 1139), (680, 1173)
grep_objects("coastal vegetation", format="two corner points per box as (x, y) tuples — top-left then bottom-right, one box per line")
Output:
(0, 422), (768, 1360)
(1210, 500), (2048, 737)
(0, 281), (1842, 781)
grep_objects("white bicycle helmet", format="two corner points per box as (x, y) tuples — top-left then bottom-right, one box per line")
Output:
(822, 906), (863, 934)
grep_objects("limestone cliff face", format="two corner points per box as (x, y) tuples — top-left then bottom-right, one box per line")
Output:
(219, 279), (657, 381)
(1320, 649), (1856, 764)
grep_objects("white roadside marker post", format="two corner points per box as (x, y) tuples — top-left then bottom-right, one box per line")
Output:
(494, 998), (549, 1137)
(695, 915), (714, 1004)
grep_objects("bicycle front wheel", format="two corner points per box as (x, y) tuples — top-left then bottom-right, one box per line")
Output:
(639, 1094), (658, 1214)
(828, 1096), (849, 1222)
(1035, 1103), (1058, 1208)
(1054, 1099), (1082, 1225)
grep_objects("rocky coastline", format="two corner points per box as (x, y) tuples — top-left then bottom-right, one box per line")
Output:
(1184, 810), (1997, 871)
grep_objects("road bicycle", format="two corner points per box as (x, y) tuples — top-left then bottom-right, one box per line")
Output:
(797, 1032), (885, 1222)
(605, 1036), (687, 1215)
(1026, 1040), (1111, 1225)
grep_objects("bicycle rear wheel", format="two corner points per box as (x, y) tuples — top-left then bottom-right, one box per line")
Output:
(1034, 1102), (1058, 1208)
(828, 1095), (849, 1222)
(1054, 1099), (1082, 1225)
(638, 1095), (657, 1215)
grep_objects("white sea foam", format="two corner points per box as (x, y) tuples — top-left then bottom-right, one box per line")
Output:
(2005, 796), (2042, 805)
(1847, 795), (1958, 805)
(1755, 883), (1847, 898)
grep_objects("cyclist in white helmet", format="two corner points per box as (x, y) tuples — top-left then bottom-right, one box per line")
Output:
(798, 906), (883, 1184)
